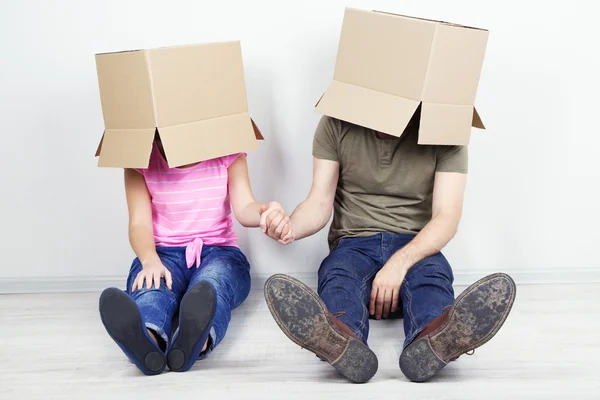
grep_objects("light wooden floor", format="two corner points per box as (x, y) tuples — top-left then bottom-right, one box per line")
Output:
(1, 283), (599, 400)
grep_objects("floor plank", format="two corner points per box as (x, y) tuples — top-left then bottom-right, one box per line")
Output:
(1, 284), (599, 399)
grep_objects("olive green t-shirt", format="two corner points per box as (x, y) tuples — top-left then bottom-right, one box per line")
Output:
(313, 115), (468, 249)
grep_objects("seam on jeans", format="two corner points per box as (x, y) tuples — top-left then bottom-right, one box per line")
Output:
(361, 268), (378, 286)
(357, 269), (378, 333)
(403, 281), (418, 339)
(237, 267), (251, 308)
(357, 300), (368, 337)
(232, 256), (251, 308)
(160, 296), (177, 333)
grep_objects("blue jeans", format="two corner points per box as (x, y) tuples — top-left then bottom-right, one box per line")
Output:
(318, 233), (454, 348)
(126, 245), (251, 358)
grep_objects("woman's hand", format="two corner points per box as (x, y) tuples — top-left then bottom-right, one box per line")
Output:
(260, 202), (295, 245)
(132, 260), (173, 292)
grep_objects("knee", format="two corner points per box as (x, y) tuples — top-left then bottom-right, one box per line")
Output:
(317, 269), (362, 298)
(198, 260), (250, 292)
(318, 258), (354, 283)
(409, 256), (453, 284)
(318, 267), (342, 293)
(192, 272), (237, 303)
(132, 286), (175, 307)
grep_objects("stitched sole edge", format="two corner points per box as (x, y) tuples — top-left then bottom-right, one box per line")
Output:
(264, 274), (378, 383)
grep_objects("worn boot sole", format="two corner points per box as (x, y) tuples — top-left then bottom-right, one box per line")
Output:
(264, 274), (378, 383)
(99, 288), (166, 375)
(167, 281), (216, 372)
(400, 273), (516, 382)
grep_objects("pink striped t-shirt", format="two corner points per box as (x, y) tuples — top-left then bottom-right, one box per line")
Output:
(137, 144), (243, 268)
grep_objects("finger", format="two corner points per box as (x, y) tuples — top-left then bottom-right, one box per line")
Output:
(132, 272), (143, 293)
(153, 272), (161, 289)
(265, 209), (282, 229)
(274, 217), (289, 238)
(260, 208), (272, 232)
(149, 272), (156, 290)
(267, 214), (285, 237)
(280, 223), (290, 239)
(131, 275), (139, 293)
(279, 235), (292, 245)
(259, 203), (269, 215)
(391, 288), (400, 313)
(137, 273), (145, 292)
(278, 233), (290, 245)
(382, 290), (392, 318)
(146, 272), (152, 290)
(376, 289), (386, 319)
(165, 270), (173, 290)
(280, 230), (293, 245)
(369, 286), (378, 315)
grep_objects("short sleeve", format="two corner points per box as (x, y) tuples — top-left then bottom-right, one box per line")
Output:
(436, 145), (468, 174)
(222, 152), (246, 169)
(313, 116), (341, 161)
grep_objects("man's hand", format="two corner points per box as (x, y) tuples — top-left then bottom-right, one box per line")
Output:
(369, 261), (409, 319)
(278, 220), (295, 245)
(260, 202), (295, 245)
(132, 260), (173, 292)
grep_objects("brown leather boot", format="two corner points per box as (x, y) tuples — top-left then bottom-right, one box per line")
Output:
(264, 274), (378, 383)
(400, 273), (516, 382)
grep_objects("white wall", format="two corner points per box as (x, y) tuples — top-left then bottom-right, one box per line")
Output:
(0, 0), (598, 286)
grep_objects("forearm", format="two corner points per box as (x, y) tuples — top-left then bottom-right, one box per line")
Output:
(235, 201), (264, 228)
(388, 214), (459, 271)
(290, 198), (333, 240)
(129, 225), (160, 266)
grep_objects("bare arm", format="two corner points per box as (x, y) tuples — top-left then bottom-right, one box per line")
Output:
(125, 169), (160, 266)
(124, 169), (172, 291)
(289, 157), (339, 240)
(228, 155), (283, 228)
(387, 172), (467, 269)
(263, 157), (339, 243)
(370, 172), (467, 319)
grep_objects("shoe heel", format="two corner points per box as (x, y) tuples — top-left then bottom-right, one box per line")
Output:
(399, 337), (446, 382)
(331, 339), (378, 384)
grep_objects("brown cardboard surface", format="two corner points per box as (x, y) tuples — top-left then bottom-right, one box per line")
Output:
(317, 7), (489, 145)
(159, 114), (258, 168)
(97, 129), (156, 168)
(421, 24), (488, 105)
(95, 51), (155, 130)
(147, 42), (248, 127)
(419, 103), (474, 145)
(334, 8), (435, 100)
(95, 41), (261, 168)
(251, 120), (264, 140)
(316, 80), (419, 137)
(472, 108), (485, 129)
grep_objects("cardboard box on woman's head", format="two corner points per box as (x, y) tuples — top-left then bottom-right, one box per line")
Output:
(94, 41), (263, 168)
(316, 8), (488, 145)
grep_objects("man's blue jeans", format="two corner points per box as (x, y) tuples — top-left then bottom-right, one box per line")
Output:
(126, 245), (251, 358)
(318, 233), (455, 348)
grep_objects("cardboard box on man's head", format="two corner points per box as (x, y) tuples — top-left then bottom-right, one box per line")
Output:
(316, 8), (488, 146)
(95, 41), (263, 168)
